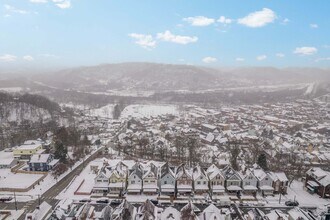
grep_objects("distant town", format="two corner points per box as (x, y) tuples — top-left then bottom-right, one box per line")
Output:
(0, 96), (329, 219)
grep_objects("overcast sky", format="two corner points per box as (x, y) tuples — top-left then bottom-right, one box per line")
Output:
(1, 0), (330, 69)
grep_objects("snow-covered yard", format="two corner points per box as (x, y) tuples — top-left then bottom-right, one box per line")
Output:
(263, 180), (330, 209)
(120, 104), (179, 118)
(56, 158), (103, 200)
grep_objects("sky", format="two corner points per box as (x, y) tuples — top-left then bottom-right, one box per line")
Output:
(0, 0), (330, 70)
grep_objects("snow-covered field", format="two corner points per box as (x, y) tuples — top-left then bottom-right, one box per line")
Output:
(120, 104), (179, 118)
(0, 169), (44, 189)
(85, 104), (115, 119)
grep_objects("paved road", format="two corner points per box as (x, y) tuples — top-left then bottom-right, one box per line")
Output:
(0, 146), (104, 220)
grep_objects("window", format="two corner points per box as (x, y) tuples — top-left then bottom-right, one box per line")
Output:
(164, 181), (167, 184)
(131, 181), (135, 184)
(203, 181), (206, 185)
(197, 181), (201, 185)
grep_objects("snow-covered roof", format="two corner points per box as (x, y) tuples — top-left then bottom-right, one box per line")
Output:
(29, 154), (51, 163)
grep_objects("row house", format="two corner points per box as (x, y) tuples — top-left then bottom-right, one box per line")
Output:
(192, 165), (209, 195)
(93, 161), (287, 197)
(159, 162), (176, 195)
(108, 162), (127, 196)
(223, 166), (243, 194)
(142, 164), (159, 195)
(305, 167), (330, 198)
(175, 164), (193, 196)
(207, 164), (226, 195)
(127, 163), (144, 194)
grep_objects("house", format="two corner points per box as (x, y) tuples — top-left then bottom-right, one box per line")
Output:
(305, 167), (330, 198)
(252, 168), (273, 195)
(161, 207), (180, 220)
(107, 161), (128, 196)
(112, 200), (137, 220)
(223, 166), (242, 194)
(108, 169), (127, 196)
(159, 163), (176, 195)
(29, 154), (59, 172)
(175, 164), (193, 196)
(180, 202), (199, 220)
(13, 140), (43, 159)
(93, 167), (111, 195)
(269, 172), (289, 194)
(242, 169), (258, 194)
(127, 163), (143, 194)
(192, 165), (209, 195)
(142, 164), (159, 195)
(207, 164), (225, 196)
(198, 204), (231, 220)
(135, 199), (158, 220)
(0, 151), (17, 169)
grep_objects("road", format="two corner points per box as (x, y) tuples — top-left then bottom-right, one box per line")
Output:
(0, 146), (104, 220)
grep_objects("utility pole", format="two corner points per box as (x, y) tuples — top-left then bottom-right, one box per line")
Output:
(279, 187), (283, 204)
(14, 191), (17, 211)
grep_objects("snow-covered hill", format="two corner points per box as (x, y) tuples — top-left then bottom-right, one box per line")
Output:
(0, 102), (52, 124)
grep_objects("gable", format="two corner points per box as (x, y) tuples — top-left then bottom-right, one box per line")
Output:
(162, 173), (175, 181)
(96, 172), (107, 180)
(228, 174), (241, 181)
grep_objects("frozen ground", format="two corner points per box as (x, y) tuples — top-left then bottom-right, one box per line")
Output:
(120, 104), (179, 118)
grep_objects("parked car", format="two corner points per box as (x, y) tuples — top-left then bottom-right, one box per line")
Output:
(79, 199), (91, 203)
(285, 200), (299, 206)
(110, 200), (122, 205)
(0, 197), (12, 202)
(96, 199), (109, 204)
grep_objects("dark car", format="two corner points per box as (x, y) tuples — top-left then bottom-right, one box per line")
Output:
(110, 200), (122, 205)
(79, 199), (91, 203)
(285, 200), (299, 206)
(96, 199), (109, 204)
(0, 197), (13, 202)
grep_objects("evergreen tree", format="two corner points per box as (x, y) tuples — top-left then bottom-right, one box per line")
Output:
(257, 153), (268, 170)
(54, 141), (68, 163)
